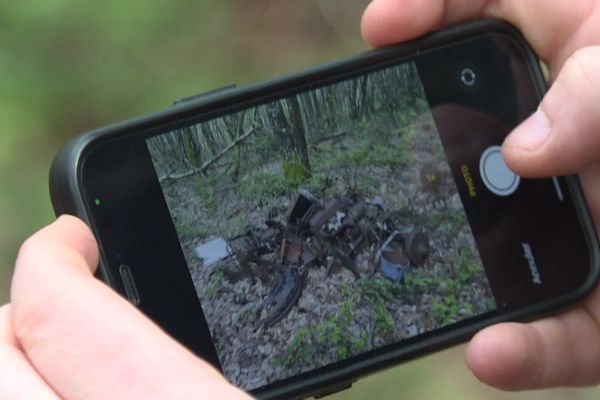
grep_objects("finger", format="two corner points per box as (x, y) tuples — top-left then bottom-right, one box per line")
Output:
(466, 305), (600, 390)
(361, 0), (488, 46)
(12, 214), (100, 279)
(0, 305), (18, 346)
(361, 0), (596, 68)
(0, 305), (60, 399)
(503, 46), (600, 177)
(11, 217), (251, 399)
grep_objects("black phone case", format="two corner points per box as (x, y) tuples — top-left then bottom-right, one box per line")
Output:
(49, 19), (600, 399)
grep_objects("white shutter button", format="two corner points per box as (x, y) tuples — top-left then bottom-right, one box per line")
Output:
(479, 146), (520, 196)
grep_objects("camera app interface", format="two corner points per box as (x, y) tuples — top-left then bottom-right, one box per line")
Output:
(147, 61), (496, 390)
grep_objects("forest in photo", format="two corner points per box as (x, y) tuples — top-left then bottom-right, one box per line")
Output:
(147, 62), (496, 390)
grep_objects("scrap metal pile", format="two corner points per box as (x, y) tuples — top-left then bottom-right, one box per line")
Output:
(197, 190), (430, 328)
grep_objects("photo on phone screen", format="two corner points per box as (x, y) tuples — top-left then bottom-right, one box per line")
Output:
(146, 60), (496, 390)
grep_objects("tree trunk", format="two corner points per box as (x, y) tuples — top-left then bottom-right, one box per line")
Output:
(285, 96), (311, 171)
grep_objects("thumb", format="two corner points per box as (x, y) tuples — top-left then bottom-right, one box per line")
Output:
(503, 46), (600, 177)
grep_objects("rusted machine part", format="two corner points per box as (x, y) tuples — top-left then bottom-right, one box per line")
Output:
(380, 241), (410, 282)
(326, 258), (343, 277)
(230, 226), (281, 261)
(258, 266), (306, 328)
(378, 229), (430, 268)
(375, 213), (396, 237)
(340, 222), (363, 244)
(256, 226), (282, 251)
(387, 209), (412, 229)
(281, 238), (318, 268)
(366, 222), (382, 246)
(332, 246), (361, 279)
(279, 239), (288, 263)
(349, 233), (366, 253)
(301, 208), (320, 229)
(305, 240), (325, 265)
(348, 202), (366, 222)
(286, 192), (312, 225)
(309, 198), (346, 238)
(300, 248), (316, 266)
(403, 230), (430, 267)
(284, 241), (302, 264)
(287, 191), (321, 228)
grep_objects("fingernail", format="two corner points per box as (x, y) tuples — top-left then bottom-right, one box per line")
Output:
(506, 110), (551, 151)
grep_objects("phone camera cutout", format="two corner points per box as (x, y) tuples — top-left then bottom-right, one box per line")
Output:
(460, 68), (477, 87)
(457, 65), (480, 92)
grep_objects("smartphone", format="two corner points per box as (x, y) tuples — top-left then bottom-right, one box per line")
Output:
(49, 20), (599, 399)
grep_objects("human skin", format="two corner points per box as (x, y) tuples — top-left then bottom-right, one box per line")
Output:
(362, 0), (600, 391)
(1, 216), (252, 399)
(3, 2), (600, 398)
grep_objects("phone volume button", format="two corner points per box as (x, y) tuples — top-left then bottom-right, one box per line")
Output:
(119, 264), (141, 306)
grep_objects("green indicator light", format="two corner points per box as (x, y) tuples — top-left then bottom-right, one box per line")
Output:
(94, 199), (101, 206)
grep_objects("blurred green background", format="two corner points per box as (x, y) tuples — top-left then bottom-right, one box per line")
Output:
(0, 1), (597, 398)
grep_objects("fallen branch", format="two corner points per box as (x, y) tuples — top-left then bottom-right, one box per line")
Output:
(159, 125), (258, 183)
(311, 130), (349, 146)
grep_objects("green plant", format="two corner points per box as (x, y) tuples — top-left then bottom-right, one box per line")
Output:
(194, 175), (219, 213)
(402, 268), (438, 298)
(305, 172), (329, 194)
(272, 300), (359, 370)
(176, 221), (208, 240)
(205, 266), (224, 299)
(236, 169), (292, 201)
(431, 295), (461, 326)
(315, 319), (348, 358)
(239, 306), (261, 324)
(484, 297), (497, 311)
(321, 141), (409, 171)
(355, 331), (371, 352)
(457, 262), (481, 285)
(358, 276), (403, 301)
(282, 157), (311, 189)
(372, 298), (395, 335)
(357, 277), (402, 336)
(338, 301), (354, 326)
(439, 278), (461, 297)
(271, 327), (315, 368)
(339, 283), (352, 299)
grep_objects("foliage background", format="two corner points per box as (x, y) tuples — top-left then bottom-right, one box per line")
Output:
(0, 1), (597, 398)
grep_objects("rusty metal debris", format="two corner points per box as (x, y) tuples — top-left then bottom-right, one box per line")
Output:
(404, 230), (430, 267)
(257, 266), (306, 328)
(375, 230), (429, 282)
(377, 232), (408, 282)
(207, 190), (430, 328)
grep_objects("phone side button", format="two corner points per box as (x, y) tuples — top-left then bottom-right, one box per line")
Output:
(119, 264), (141, 306)
(313, 381), (355, 398)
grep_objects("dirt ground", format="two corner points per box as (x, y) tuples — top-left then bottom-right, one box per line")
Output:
(159, 114), (496, 390)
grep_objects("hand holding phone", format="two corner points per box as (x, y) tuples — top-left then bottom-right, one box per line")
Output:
(364, 0), (600, 391)
(44, 17), (600, 400)
(4, 216), (252, 400)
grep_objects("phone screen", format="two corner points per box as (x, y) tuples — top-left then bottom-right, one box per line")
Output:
(80, 30), (593, 394)
(148, 57), (495, 389)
